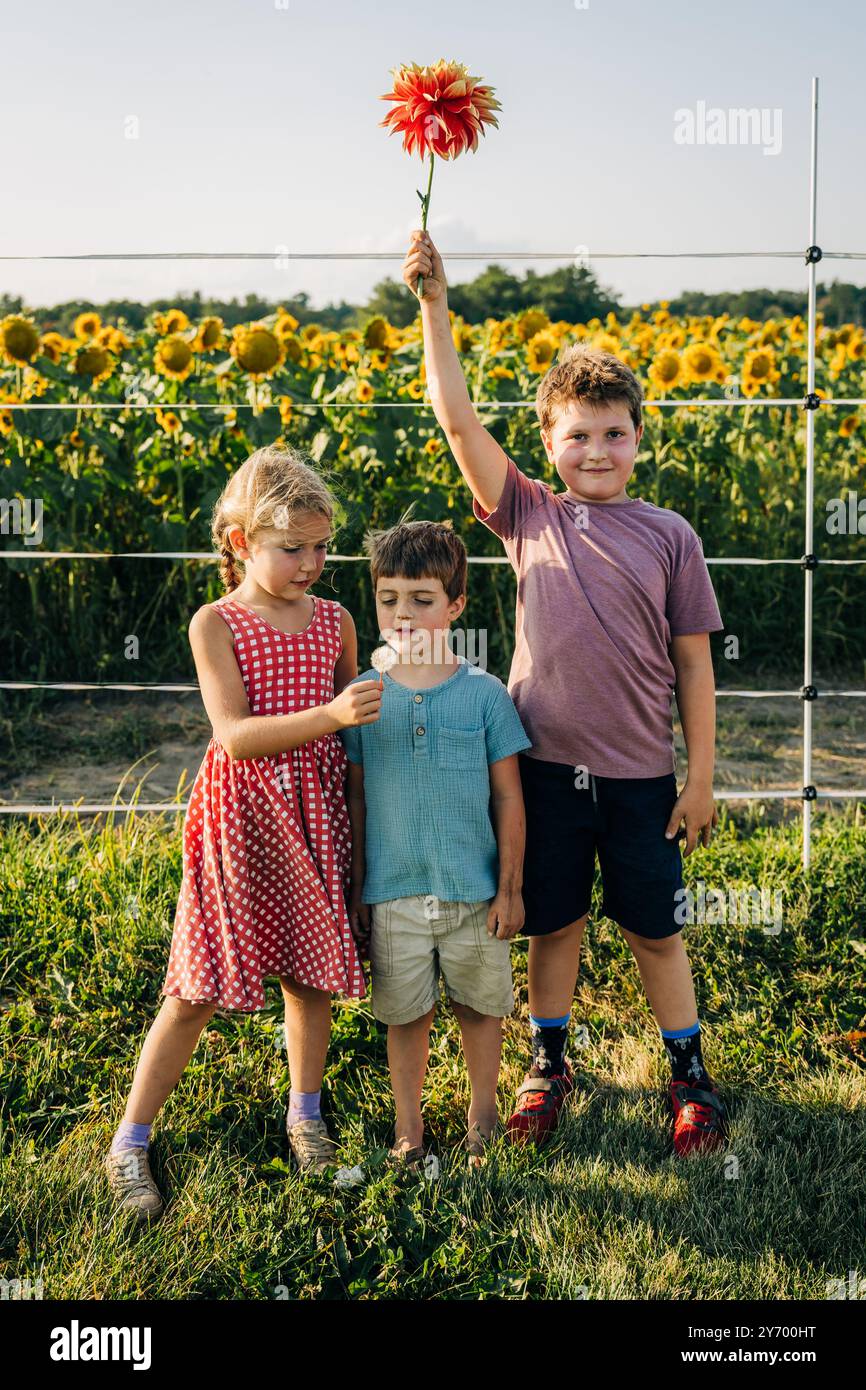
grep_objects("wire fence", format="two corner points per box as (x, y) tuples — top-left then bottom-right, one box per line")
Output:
(1, 78), (863, 863)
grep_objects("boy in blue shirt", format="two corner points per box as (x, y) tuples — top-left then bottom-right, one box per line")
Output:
(339, 519), (532, 1168)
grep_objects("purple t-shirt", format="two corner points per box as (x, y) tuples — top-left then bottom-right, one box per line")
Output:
(472, 457), (724, 778)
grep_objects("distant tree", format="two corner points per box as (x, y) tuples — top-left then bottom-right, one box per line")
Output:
(9, 268), (865, 336)
(362, 276), (419, 328)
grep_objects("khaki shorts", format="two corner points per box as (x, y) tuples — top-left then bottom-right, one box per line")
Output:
(368, 895), (514, 1025)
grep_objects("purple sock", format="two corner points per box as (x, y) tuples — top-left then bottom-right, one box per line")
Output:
(288, 1089), (321, 1128)
(111, 1120), (153, 1154)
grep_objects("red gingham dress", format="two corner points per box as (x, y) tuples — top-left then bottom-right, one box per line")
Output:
(161, 594), (365, 1011)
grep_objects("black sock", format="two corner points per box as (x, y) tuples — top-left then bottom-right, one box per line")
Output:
(529, 1013), (570, 1077)
(662, 1024), (713, 1090)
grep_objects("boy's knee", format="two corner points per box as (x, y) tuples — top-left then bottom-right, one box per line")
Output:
(389, 1005), (436, 1030)
(451, 1000), (492, 1024)
(533, 912), (589, 945)
(626, 929), (681, 956)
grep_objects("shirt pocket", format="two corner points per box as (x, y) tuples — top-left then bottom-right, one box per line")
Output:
(437, 727), (487, 772)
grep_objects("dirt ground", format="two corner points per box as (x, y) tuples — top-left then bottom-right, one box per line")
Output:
(1, 677), (864, 826)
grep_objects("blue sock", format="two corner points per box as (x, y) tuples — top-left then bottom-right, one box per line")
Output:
(661, 1021), (712, 1089)
(288, 1089), (321, 1128)
(111, 1120), (153, 1155)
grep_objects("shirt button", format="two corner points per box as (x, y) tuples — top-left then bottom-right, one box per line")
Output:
(415, 725), (426, 736)
(413, 693), (423, 703)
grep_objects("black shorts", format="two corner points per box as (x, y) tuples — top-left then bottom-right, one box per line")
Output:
(518, 753), (685, 940)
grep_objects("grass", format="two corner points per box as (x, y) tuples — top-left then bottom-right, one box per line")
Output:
(1, 803), (865, 1300)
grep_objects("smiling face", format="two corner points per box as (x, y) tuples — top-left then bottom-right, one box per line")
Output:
(374, 573), (466, 663)
(228, 508), (332, 600)
(540, 397), (644, 504)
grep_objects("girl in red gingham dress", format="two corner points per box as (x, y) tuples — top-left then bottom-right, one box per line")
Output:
(104, 447), (382, 1217)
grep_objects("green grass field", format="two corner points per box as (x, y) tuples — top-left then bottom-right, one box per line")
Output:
(1, 804), (865, 1300)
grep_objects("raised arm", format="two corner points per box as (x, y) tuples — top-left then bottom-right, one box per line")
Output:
(403, 229), (509, 515)
(188, 606), (380, 760)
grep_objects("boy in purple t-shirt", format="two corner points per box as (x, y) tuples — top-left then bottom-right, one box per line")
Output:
(403, 229), (728, 1157)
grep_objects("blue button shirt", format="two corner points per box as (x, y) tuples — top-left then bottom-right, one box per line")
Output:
(339, 655), (532, 904)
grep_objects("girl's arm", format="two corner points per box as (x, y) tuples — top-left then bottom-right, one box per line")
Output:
(188, 606), (380, 760)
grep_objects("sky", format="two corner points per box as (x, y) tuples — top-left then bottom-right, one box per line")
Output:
(3, 0), (865, 314)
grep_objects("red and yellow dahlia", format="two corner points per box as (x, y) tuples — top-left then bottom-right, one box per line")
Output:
(379, 59), (500, 297)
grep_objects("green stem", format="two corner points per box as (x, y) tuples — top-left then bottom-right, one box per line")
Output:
(417, 151), (436, 300)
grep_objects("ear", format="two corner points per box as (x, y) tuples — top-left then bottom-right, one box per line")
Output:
(227, 525), (249, 558)
(449, 594), (467, 621)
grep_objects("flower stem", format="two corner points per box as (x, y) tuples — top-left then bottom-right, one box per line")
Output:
(417, 152), (436, 300)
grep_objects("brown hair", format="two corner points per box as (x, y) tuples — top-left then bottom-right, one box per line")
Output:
(211, 445), (338, 593)
(363, 514), (468, 603)
(535, 342), (644, 435)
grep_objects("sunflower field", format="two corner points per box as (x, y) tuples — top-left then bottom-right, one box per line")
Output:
(1, 301), (865, 687)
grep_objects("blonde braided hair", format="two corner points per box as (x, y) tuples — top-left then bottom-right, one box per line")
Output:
(211, 446), (339, 595)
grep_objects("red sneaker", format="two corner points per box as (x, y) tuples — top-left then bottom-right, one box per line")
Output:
(506, 1063), (574, 1145)
(669, 1081), (727, 1156)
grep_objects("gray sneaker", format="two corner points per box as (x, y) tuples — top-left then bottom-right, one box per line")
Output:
(286, 1116), (339, 1173)
(104, 1146), (165, 1221)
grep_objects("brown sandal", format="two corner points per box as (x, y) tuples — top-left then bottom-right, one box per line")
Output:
(387, 1144), (426, 1174)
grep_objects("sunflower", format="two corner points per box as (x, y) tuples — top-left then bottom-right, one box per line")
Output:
(230, 325), (286, 380)
(0, 406), (15, 435)
(282, 335), (302, 366)
(72, 344), (114, 386)
(838, 414), (858, 438)
(847, 336), (865, 362)
(156, 408), (182, 435)
(682, 341), (723, 384)
(525, 331), (557, 373)
(108, 328), (132, 355)
(829, 345), (849, 378)
(1, 315), (41, 365)
(338, 341), (361, 366)
(656, 326), (687, 350)
(515, 308), (550, 343)
(21, 368), (48, 399)
(487, 322), (508, 354)
(488, 364), (515, 379)
(404, 378), (426, 399)
(741, 347), (780, 397)
(74, 311), (101, 341)
(154, 308), (190, 336)
(363, 316), (390, 352)
(276, 396), (295, 427)
(274, 310), (300, 339)
(39, 331), (65, 364)
(592, 332), (621, 354)
(648, 349), (683, 393)
(195, 316), (225, 352)
(424, 437), (444, 456)
(453, 322), (475, 354)
(155, 334), (195, 382)
(355, 380), (375, 403)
